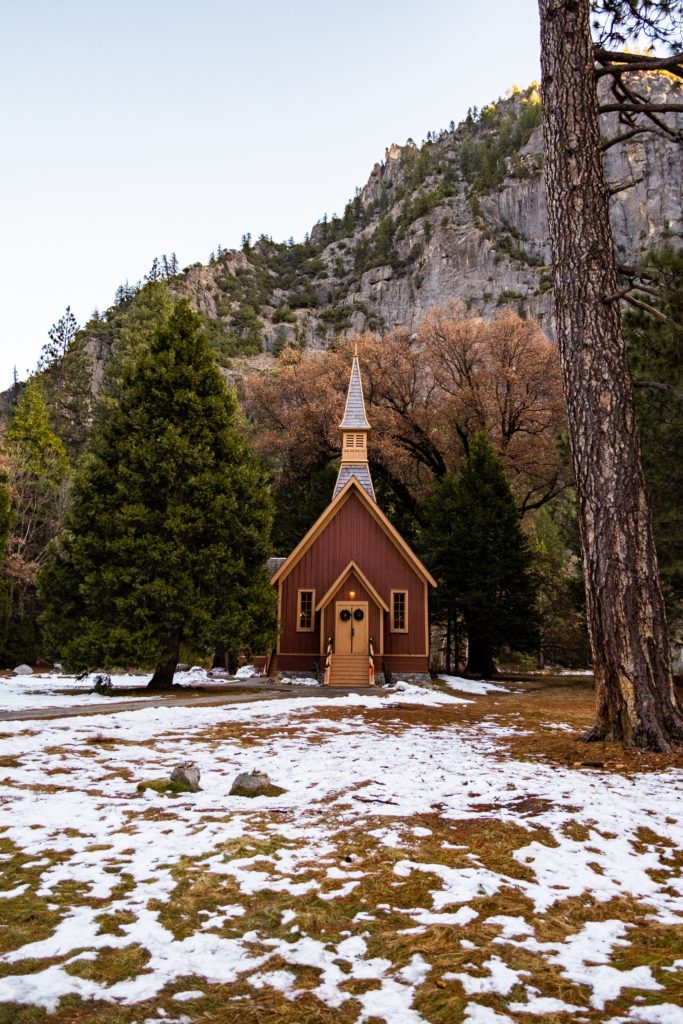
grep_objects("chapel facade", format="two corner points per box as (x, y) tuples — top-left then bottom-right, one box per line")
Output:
(269, 353), (435, 686)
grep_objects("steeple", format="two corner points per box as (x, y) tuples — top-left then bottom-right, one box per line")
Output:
(333, 352), (376, 501)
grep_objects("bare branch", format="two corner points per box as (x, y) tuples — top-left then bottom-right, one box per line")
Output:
(594, 48), (683, 78)
(602, 127), (652, 149)
(599, 101), (683, 113)
(622, 294), (672, 323)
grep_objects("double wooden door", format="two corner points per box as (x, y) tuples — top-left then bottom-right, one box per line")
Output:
(335, 601), (368, 654)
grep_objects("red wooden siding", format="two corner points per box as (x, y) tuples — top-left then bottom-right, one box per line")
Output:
(277, 490), (428, 672)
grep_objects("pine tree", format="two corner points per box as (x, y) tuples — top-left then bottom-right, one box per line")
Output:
(38, 307), (92, 458)
(0, 465), (13, 642)
(539, 0), (683, 749)
(2, 380), (70, 665)
(426, 433), (539, 676)
(38, 300), (276, 688)
(625, 247), (683, 624)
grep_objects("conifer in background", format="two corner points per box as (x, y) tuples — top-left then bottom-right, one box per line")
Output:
(38, 307), (93, 459)
(0, 465), (13, 637)
(2, 380), (70, 665)
(426, 432), (538, 676)
(39, 300), (276, 688)
(625, 247), (683, 625)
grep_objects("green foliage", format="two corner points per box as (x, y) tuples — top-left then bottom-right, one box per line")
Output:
(530, 502), (589, 667)
(6, 380), (70, 473)
(425, 433), (539, 674)
(0, 468), (12, 631)
(625, 247), (683, 622)
(460, 89), (542, 192)
(38, 301), (276, 677)
(271, 461), (339, 554)
(1, 381), (70, 666)
(36, 306), (92, 459)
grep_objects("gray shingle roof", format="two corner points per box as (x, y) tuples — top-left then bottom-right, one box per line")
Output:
(267, 557), (286, 579)
(333, 464), (376, 502)
(339, 355), (371, 430)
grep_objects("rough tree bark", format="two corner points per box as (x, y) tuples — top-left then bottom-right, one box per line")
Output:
(538, 0), (683, 750)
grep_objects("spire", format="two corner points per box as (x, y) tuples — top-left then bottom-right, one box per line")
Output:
(333, 353), (375, 501)
(339, 354), (371, 430)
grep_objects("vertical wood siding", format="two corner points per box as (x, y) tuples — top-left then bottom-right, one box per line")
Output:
(278, 491), (428, 663)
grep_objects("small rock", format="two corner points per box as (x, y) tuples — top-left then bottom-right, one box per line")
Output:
(176, 663), (191, 673)
(12, 664), (33, 676)
(230, 769), (286, 798)
(170, 762), (201, 792)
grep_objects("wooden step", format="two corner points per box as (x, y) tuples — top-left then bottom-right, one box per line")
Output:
(327, 654), (372, 686)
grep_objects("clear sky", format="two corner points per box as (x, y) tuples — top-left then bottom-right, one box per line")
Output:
(0, 0), (541, 389)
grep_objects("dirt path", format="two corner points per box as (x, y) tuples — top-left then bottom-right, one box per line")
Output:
(0, 684), (390, 722)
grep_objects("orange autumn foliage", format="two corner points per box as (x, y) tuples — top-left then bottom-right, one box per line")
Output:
(243, 303), (568, 519)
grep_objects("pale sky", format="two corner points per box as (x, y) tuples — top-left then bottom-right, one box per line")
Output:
(0, 0), (541, 389)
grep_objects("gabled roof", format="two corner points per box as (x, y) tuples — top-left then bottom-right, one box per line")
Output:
(339, 354), (371, 430)
(315, 560), (390, 613)
(270, 476), (437, 588)
(333, 463), (376, 502)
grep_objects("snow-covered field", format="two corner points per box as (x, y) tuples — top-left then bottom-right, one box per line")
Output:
(0, 666), (267, 713)
(0, 684), (681, 1022)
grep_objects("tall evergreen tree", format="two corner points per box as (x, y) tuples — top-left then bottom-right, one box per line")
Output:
(38, 300), (275, 688)
(426, 433), (539, 676)
(0, 465), (13, 642)
(38, 306), (92, 458)
(2, 380), (70, 665)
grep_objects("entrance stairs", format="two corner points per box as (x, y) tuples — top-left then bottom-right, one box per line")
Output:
(327, 653), (370, 687)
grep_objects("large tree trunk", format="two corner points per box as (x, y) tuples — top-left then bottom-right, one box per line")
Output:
(538, 0), (683, 750)
(147, 631), (181, 690)
(466, 634), (496, 678)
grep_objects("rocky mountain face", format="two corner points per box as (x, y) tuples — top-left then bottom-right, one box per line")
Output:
(166, 74), (681, 363)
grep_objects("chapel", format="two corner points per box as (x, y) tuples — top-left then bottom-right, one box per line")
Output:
(268, 353), (436, 685)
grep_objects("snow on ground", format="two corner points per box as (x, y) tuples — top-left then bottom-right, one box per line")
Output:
(0, 685), (680, 1021)
(0, 673), (159, 712)
(0, 666), (266, 713)
(438, 675), (510, 696)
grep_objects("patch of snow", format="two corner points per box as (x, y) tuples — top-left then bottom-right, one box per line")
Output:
(235, 665), (260, 678)
(444, 955), (526, 995)
(509, 994), (584, 1014)
(280, 676), (320, 687)
(439, 675), (509, 695)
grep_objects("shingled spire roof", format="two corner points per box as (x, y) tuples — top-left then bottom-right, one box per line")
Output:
(333, 353), (376, 502)
(339, 354), (371, 430)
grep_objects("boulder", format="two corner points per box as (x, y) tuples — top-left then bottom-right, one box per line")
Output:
(12, 664), (33, 676)
(170, 762), (201, 792)
(176, 663), (191, 673)
(229, 769), (286, 798)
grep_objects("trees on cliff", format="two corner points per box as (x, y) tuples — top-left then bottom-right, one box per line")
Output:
(538, 0), (683, 749)
(39, 301), (275, 689)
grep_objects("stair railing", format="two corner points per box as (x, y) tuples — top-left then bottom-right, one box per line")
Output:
(368, 636), (375, 687)
(323, 636), (333, 686)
